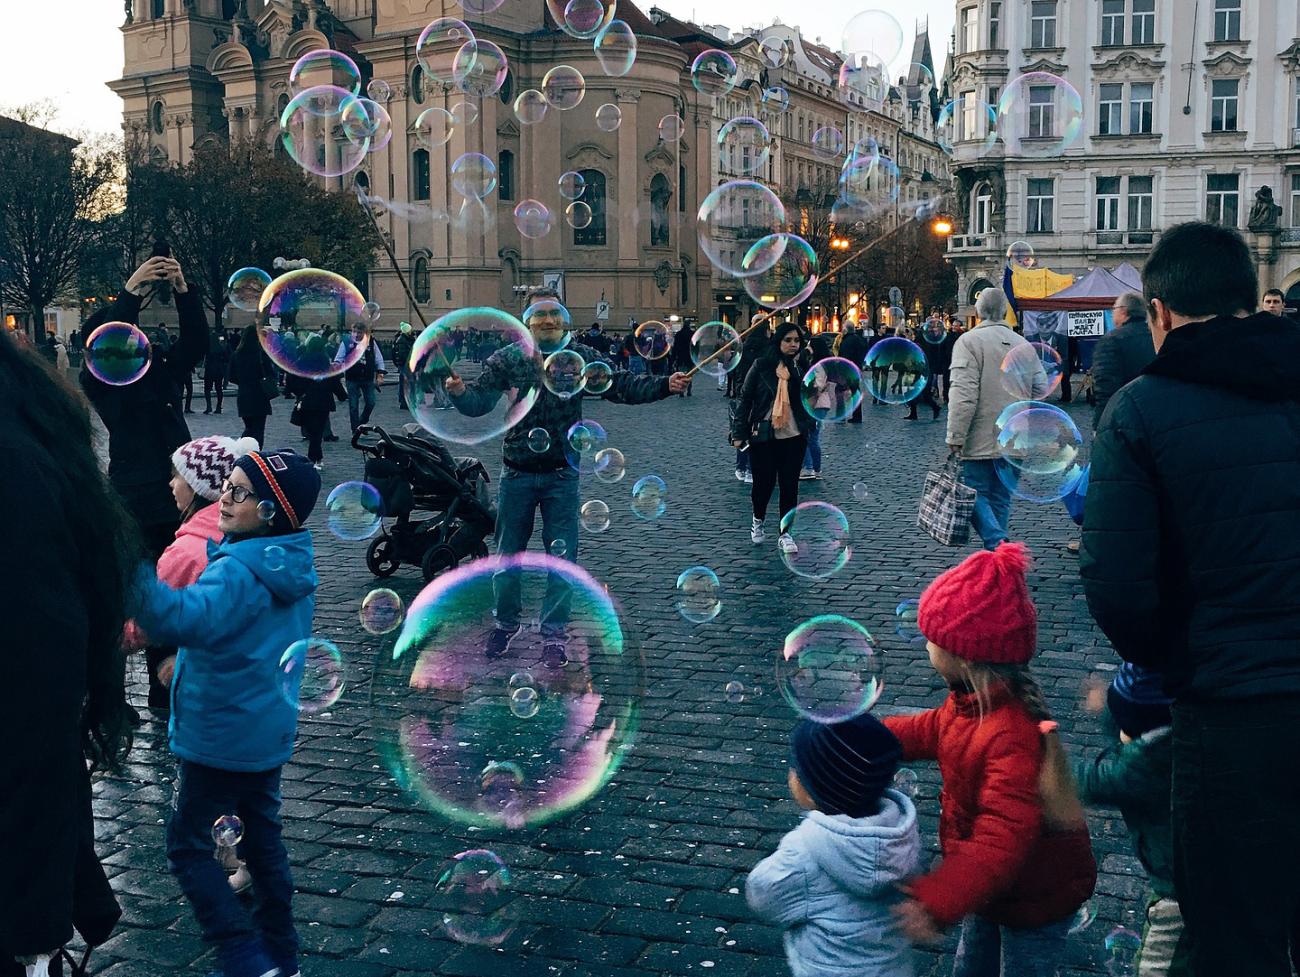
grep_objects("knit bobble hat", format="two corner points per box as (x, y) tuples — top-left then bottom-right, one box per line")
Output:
(232, 449), (322, 535)
(790, 713), (902, 818)
(171, 436), (260, 502)
(918, 541), (1038, 665)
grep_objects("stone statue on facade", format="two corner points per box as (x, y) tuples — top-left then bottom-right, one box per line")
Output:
(1248, 185), (1283, 232)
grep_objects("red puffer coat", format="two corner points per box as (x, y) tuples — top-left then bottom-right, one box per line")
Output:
(884, 687), (1096, 928)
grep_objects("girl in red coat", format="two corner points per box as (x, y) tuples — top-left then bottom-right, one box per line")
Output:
(885, 542), (1096, 976)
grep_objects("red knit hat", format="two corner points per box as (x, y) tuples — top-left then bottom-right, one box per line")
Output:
(917, 542), (1038, 665)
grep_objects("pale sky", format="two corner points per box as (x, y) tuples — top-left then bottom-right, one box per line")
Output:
(0, 1), (953, 138)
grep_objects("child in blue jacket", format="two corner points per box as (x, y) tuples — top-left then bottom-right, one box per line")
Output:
(134, 449), (321, 977)
(746, 712), (920, 977)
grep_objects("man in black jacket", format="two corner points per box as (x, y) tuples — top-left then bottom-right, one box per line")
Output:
(1090, 290), (1155, 428)
(837, 327), (869, 423)
(1080, 222), (1300, 977)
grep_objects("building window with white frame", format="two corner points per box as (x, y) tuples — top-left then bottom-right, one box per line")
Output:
(1096, 177), (1122, 233)
(1128, 175), (1154, 236)
(972, 181), (992, 235)
(1129, 82), (1154, 133)
(1099, 84), (1124, 135)
(1293, 79), (1300, 131)
(960, 90), (978, 140)
(1132, 0), (1156, 43)
(1206, 173), (1239, 226)
(989, 2), (1001, 47)
(1030, 0), (1058, 48)
(960, 6), (978, 53)
(1210, 78), (1239, 132)
(1290, 174), (1300, 227)
(1027, 177), (1055, 232)
(1028, 85), (1055, 138)
(1213, 0), (1241, 42)
(1101, 0), (1124, 46)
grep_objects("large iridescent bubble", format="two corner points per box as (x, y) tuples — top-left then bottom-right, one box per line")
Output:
(227, 267), (272, 313)
(372, 552), (644, 829)
(289, 49), (362, 96)
(594, 20), (637, 76)
(864, 336), (929, 405)
(742, 234), (819, 310)
(84, 322), (152, 386)
(777, 615), (883, 723)
(689, 321), (742, 377)
(690, 49), (739, 98)
(417, 18), (477, 85)
(778, 501), (853, 580)
(280, 85), (369, 178)
(801, 358), (864, 422)
(997, 72), (1085, 158)
(256, 269), (368, 379)
(698, 181), (787, 278)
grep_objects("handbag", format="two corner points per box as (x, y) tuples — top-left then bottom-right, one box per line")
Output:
(917, 455), (977, 546)
(289, 396), (305, 427)
(750, 419), (774, 444)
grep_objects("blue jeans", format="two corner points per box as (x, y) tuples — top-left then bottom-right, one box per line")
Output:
(962, 458), (1019, 550)
(346, 379), (377, 432)
(167, 760), (297, 974)
(493, 467), (580, 637)
(802, 421), (822, 472)
(953, 914), (1073, 977)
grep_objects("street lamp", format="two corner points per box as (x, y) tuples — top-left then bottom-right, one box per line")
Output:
(929, 216), (955, 238)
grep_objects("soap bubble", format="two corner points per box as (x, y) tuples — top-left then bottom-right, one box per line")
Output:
(459, 0), (506, 13)
(920, 315), (949, 345)
(760, 36), (788, 69)
(85, 322), (151, 386)
(852, 482), (870, 502)
(996, 403), (1081, 475)
(595, 102), (623, 131)
(278, 638), (345, 714)
(698, 181), (786, 278)
(690, 321), (742, 377)
(279, 85), (370, 178)
(690, 49), (738, 98)
(543, 349), (587, 400)
(513, 89), (548, 125)
(325, 481), (383, 541)
(450, 100), (480, 127)
(372, 552), (644, 828)
(594, 447), (625, 482)
(1000, 341), (1063, 399)
(414, 107), (454, 148)
(779, 501), (852, 580)
(513, 199), (555, 240)
(558, 170), (587, 201)
(521, 297), (572, 354)
(451, 152), (498, 199)
(435, 850), (516, 946)
(778, 615), (882, 723)
(675, 566), (722, 624)
(454, 40), (509, 98)
(211, 815), (244, 848)
(227, 267), (272, 313)
(633, 320), (671, 360)
(724, 680), (745, 703)
(256, 269), (368, 379)
(542, 65), (586, 110)
(630, 475), (667, 521)
(761, 87), (791, 113)
(548, 0), (615, 38)
(892, 768), (918, 797)
(341, 97), (393, 152)
(1103, 926), (1142, 977)
(1006, 240), (1036, 269)
(811, 126), (846, 160)
(564, 419), (607, 473)
(718, 116), (771, 176)
(594, 19), (637, 76)
(839, 151), (899, 221)
(742, 234), (819, 311)
(837, 52), (889, 106)
(362, 301), (382, 323)
(509, 686), (540, 719)
(937, 95), (997, 154)
(408, 309), (538, 446)
(583, 360), (614, 395)
(997, 72), (1084, 158)
(841, 9), (906, 78)
(885, 305), (907, 330)
(864, 337), (929, 405)
(256, 500), (276, 524)
(658, 114), (685, 142)
(526, 427), (551, 454)
(800, 357), (864, 422)
(565, 202), (593, 229)
(580, 499), (611, 532)
(417, 19), (477, 85)
(894, 599), (924, 648)
(366, 78), (392, 102)
(289, 49), (361, 96)
(361, 588), (405, 635)
(264, 545), (286, 572)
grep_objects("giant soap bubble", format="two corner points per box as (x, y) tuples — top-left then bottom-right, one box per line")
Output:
(256, 269), (368, 379)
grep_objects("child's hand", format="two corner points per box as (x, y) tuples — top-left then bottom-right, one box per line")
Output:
(156, 656), (176, 686)
(894, 897), (944, 945)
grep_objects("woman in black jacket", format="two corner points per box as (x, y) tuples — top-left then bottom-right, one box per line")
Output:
(286, 373), (347, 469)
(732, 321), (812, 553)
(228, 323), (277, 448)
(202, 328), (231, 414)
(1, 329), (138, 976)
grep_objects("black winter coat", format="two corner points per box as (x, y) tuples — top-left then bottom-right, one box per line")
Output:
(837, 330), (869, 366)
(229, 337), (277, 419)
(79, 289), (208, 528)
(1090, 317), (1156, 429)
(732, 351), (814, 441)
(1080, 313), (1300, 701)
(203, 332), (231, 380)
(286, 373), (346, 414)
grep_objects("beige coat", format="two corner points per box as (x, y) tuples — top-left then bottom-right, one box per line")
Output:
(946, 321), (1045, 460)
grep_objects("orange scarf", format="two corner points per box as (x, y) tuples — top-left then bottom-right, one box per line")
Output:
(771, 362), (792, 430)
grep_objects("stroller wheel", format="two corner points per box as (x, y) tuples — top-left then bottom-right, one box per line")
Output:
(366, 536), (401, 577)
(421, 544), (459, 583)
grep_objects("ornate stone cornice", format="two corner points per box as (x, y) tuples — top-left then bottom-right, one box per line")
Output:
(1203, 50), (1251, 76)
(1092, 50), (1166, 78)
(1021, 56), (1068, 74)
(1278, 39), (1300, 74)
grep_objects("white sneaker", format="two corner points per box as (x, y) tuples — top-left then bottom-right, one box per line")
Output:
(778, 533), (798, 554)
(751, 518), (766, 544)
(743, 471), (753, 484)
(734, 469), (745, 481)
(228, 863), (253, 894)
(798, 469), (816, 481)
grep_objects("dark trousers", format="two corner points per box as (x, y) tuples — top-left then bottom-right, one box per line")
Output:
(300, 411), (328, 463)
(906, 379), (941, 418)
(1172, 696), (1300, 977)
(241, 415), (267, 450)
(750, 434), (807, 524)
(168, 760), (298, 972)
(184, 373), (194, 410)
(204, 378), (224, 412)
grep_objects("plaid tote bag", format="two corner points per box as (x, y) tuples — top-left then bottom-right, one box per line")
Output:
(917, 456), (978, 546)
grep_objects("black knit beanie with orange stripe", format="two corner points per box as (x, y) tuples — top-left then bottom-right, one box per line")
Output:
(233, 449), (322, 535)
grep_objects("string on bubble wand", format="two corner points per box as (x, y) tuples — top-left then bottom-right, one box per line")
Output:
(682, 215), (922, 380)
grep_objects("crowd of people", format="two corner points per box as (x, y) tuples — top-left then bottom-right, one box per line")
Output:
(4, 221), (1299, 977)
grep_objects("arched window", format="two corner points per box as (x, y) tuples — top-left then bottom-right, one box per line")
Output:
(413, 255), (431, 303)
(649, 172), (670, 247)
(497, 150), (515, 201)
(411, 65), (425, 105)
(276, 93), (290, 118)
(971, 181), (992, 236)
(968, 277), (994, 305)
(151, 100), (165, 135)
(499, 70), (514, 105)
(354, 171), (370, 193)
(152, 0), (164, 18)
(575, 169), (607, 246)
(679, 164), (687, 212)
(412, 149), (430, 200)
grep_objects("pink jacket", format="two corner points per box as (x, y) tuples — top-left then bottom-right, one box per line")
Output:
(124, 505), (223, 649)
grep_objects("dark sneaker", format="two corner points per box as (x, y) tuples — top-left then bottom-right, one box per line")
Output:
(485, 625), (521, 659)
(542, 638), (568, 668)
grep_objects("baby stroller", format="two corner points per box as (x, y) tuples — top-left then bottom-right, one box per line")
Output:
(352, 423), (496, 582)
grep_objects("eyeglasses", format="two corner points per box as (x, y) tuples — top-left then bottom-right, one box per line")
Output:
(220, 479), (256, 504)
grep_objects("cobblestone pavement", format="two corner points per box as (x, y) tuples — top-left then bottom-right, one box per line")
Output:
(89, 379), (1146, 977)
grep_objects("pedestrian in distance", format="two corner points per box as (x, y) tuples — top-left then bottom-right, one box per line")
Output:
(392, 321), (415, 410)
(227, 324), (277, 450)
(747, 713), (920, 977)
(335, 322), (386, 433)
(1091, 291), (1155, 429)
(203, 329), (231, 414)
(286, 373), (347, 470)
